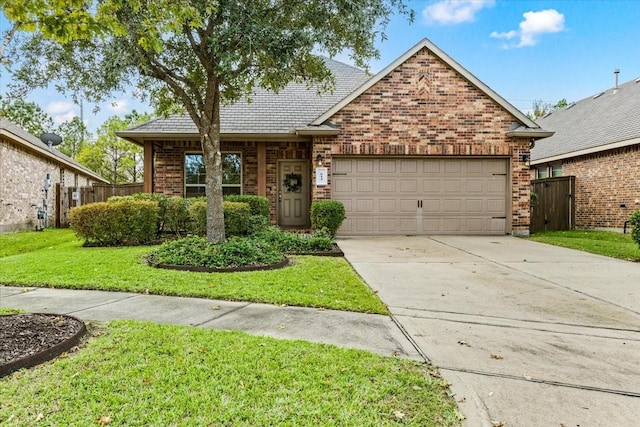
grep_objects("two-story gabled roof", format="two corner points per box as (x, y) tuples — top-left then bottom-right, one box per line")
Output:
(532, 76), (640, 164)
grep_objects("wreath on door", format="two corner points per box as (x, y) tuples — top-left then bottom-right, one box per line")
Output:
(283, 173), (302, 192)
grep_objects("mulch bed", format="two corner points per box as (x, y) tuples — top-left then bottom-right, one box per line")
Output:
(0, 313), (86, 377)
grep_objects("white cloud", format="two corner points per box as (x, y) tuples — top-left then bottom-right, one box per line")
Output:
(45, 101), (77, 125)
(491, 9), (565, 48)
(422, 0), (495, 25)
(107, 99), (130, 115)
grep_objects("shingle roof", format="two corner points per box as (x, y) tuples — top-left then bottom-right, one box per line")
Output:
(123, 57), (370, 137)
(532, 77), (640, 163)
(0, 118), (108, 182)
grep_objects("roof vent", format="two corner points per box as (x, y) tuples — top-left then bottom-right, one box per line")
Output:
(613, 69), (620, 94)
(635, 77), (640, 84)
(593, 91), (605, 99)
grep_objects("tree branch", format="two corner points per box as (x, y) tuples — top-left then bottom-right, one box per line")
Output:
(0, 21), (22, 66)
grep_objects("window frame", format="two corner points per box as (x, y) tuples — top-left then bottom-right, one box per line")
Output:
(184, 152), (242, 197)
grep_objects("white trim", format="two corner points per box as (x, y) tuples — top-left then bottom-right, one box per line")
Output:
(531, 137), (640, 165)
(312, 38), (540, 128)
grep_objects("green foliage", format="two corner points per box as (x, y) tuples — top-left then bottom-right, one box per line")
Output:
(69, 200), (158, 246)
(0, 98), (54, 135)
(150, 236), (283, 269)
(56, 116), (89, 158)
(0, 320), (461, 426)
(528, 230), (640, 262)
(76, 111), (150, 183)
(164, 196), (190, 235)
(0, 230), (388, 313)
(3, 0), (413, 244)
(223, 201), (251, 236)
(310, 200), (346, 236)
(247, 214), (270, 235)
(629, 211), (640, 249)
(224, 195), (269, 218)
(188, 200), (207, 237)
(254, 227), (334, 253)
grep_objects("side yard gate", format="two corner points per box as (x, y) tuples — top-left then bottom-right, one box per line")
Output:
(530, 176), (575, 233)
(55, 183), (144, 227)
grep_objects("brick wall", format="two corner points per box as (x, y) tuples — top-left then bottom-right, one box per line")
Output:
(0, 137), (100, 233)
(562, 145), (640, 229)
(153, 139), (311, 222)
(312, 47), (531, 234)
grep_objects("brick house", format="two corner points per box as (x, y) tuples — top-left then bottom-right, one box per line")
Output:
(0, 118), (107, 233)
(532, 76), (640, 230)
(118, 39), (551, 236)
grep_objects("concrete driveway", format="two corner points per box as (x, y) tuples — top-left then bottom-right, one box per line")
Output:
(339, 235), (640, 426)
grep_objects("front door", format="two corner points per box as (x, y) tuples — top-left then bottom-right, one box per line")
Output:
(278, 160), (310, 227)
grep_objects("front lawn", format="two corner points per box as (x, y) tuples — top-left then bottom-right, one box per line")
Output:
(528, 230), (640, 261)
(0, 230), (387, 314)
(0, 320), (462, 426)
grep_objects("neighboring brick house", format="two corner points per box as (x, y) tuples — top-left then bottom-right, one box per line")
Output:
(532, 76), (640, 230)
(118, 39), (551, 236)
(0, 118), (107, 233)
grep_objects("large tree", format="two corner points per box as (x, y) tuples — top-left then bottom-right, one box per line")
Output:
(3, 0), (413, 243)
(0, 98), (55, 136)
(77, 111), (149, 184)
(56, 116), (89, 158)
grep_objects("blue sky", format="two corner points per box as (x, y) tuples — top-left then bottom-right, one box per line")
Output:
(1, 0), (639, 133)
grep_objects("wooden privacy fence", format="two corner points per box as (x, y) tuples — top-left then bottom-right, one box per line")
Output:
(55, 183), (144, 227)
(530, 176), (575, 233)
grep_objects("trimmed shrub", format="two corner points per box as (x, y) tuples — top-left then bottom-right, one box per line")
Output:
(224, 201), (251, 236)
(188, 201), (207, 237)
(164, 196), (190, 235)
(310, 200), (345, 236)
(225, 195), (270, 219)
(187, 200), (251, 236)
(149, 236), (284, 268)
(108, 193), (168, 234)
(629, 210), (640, 248)
(253, 226), (334, 253)
(70, 200), (158, 246)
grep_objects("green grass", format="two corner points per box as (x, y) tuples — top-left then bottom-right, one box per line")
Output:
(0, 229), (78, 258)
(0, 229), (387, 314)
(0, 321), (461, 426)
(529, 230), (640, 261)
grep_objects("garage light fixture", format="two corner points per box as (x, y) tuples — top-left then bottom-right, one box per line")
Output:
(316, 154), (323, 166)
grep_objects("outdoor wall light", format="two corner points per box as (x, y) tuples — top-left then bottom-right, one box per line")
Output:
(316, 154), (323, 166)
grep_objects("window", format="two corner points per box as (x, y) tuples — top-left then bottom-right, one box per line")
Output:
(551, 164), (562, 177)
(185, 153), (242, 197)
(536, 166), (548, 179)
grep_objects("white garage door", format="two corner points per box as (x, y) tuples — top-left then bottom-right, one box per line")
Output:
(333, 157), (508, 235)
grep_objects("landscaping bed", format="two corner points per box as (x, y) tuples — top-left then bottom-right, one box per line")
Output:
(0, 313), (86, 377)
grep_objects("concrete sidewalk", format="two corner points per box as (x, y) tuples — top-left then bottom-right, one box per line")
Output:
(0, 286), (421, 360)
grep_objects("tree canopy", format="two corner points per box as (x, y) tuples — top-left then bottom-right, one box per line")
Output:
(77, 111), (148, 184)
(2, 0), (414, 243)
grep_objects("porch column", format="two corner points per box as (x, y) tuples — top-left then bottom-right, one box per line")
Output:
(143, 141), (154, 193)
(257, 143), (266, 196)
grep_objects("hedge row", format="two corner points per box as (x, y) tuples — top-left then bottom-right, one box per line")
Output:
(71, 194), (270, 246)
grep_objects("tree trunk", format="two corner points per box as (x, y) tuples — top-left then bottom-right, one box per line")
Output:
(201, 91), (225, 244)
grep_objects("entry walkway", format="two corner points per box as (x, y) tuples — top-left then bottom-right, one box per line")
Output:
(0, 286), (420, 360)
